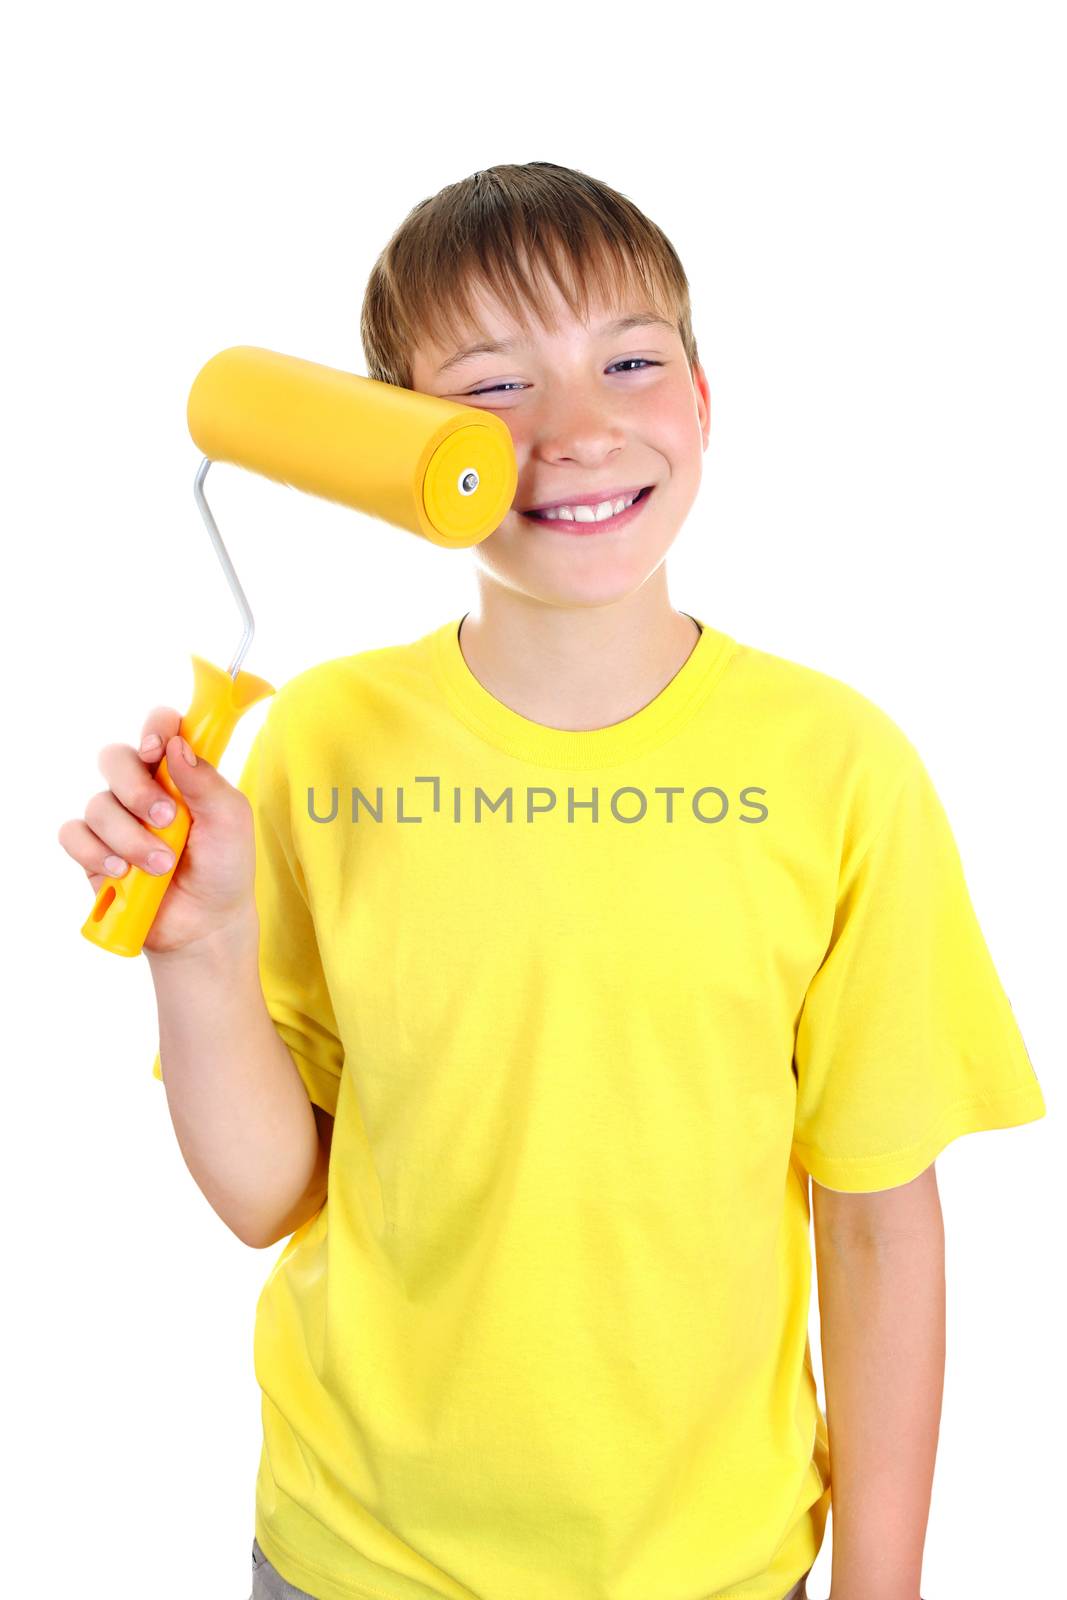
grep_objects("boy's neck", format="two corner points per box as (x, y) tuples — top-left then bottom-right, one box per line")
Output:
(456, 585), (703, 733)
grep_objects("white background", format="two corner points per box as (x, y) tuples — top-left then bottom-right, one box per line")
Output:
(7, 2), (1063, 1595)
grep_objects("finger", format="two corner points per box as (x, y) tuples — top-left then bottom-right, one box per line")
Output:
(97, 742), (182, 829)
(136, 706), (183, 769)
(82, 790), (177, 877)
(57, 815), (128, 893)
(58, 813), (172, 891)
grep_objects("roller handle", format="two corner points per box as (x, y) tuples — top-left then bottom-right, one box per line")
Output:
(81, 654), (275, 958)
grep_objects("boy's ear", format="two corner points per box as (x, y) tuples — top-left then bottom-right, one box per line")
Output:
(692, 360), (712, 449)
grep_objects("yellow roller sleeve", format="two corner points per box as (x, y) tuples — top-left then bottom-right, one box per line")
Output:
(186, 346), (517, 548)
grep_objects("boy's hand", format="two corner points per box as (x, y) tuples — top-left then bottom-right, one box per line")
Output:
(58, 706), (258, 956)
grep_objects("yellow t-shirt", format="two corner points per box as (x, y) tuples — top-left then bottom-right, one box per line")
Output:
(152, 613), (1045, 1600)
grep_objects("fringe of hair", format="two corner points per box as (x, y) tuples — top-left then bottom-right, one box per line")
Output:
(359, 161), (699, 390)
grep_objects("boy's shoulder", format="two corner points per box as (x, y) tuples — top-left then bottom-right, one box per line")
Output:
(724, 633), (922, 781)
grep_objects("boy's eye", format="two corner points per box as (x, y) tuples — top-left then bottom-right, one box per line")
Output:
(466, 358), (662, 398)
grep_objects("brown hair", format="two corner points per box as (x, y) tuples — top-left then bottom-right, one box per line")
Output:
(359, 161), (699, 390)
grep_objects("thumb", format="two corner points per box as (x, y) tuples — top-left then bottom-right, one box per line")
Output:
(162, 733), (220, 810)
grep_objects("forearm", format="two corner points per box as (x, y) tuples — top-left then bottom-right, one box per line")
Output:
(148, 912), (328, 1248)
(815, 1219), (945, 1600)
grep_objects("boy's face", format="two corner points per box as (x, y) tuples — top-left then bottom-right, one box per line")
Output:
(408, 270), (711, 611)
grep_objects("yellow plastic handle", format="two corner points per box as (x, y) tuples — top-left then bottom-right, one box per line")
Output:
(81, 654), (275, 958)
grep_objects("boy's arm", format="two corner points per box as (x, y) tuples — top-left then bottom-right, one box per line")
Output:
(812, 1165), (945, 1600)
(148, 914), (331, 1249)
(252, 1105), (334, 1247)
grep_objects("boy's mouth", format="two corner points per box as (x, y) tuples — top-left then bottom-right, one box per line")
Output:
(520, 484), (655, 534)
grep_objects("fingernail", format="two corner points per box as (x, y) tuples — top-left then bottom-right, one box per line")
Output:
(140, 734), (162, 755)
(180, 738), (197, 766)
(149, 800), (176, 825)
(147, 849), (175, 874)
(104, 854), (128, 876)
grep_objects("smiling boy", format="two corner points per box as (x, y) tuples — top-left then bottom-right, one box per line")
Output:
(143, 162), (1045, 1600)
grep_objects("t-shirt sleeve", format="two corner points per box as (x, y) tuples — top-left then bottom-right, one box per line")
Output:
(791, 739), (1045, 1192)
(151, 692), (345, 1116)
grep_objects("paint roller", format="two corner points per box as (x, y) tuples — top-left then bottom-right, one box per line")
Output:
(81, 345), (518, 958)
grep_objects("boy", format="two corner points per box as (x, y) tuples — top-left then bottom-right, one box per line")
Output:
(72, 161), (1044, 1600)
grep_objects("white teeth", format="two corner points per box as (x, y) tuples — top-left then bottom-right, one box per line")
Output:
(535, 491), (641, 522)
